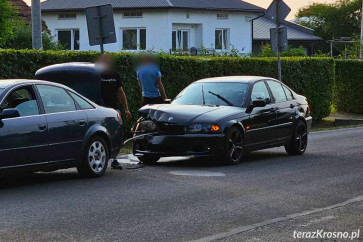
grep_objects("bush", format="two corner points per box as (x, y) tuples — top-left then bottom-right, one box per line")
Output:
(0, 50), (335, 136)
(258, 44), (307, 57)
(334, 60), (363, 114)
(1, 22), (63, 50)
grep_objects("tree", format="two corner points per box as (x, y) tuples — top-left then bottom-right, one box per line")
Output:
(1, 21), (63, 50)
(296, 0), (362, 40)
(0, 0), (16, 45)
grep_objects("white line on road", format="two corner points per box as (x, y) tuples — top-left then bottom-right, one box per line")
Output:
(190, 195), (363, 242)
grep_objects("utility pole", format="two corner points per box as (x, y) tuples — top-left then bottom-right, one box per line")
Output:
(360, 0), (363, 58)
(31, 0), (42, 50)
(275, 0), (282, 81)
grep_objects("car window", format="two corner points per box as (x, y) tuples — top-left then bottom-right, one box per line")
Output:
(0, 86), (39, 117)
(37, 85), (76, 114)
(69, 92), (94, 110)
(282, 85), (293, 101)
(172, 82), (248, 107)
(251, 81), (271, 104)
(0, 88), (4, 95)
(267, 81), (287, 103)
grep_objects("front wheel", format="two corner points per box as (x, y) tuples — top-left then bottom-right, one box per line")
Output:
(77, 136), (109, 178)
(285, 120), (308, 155)
(223, 126), (244, 165)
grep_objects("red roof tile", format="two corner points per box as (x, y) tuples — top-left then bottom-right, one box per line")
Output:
(8, 0), (48, 31)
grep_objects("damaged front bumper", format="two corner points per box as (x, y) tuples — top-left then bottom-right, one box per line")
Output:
(133, 133), (226, 157)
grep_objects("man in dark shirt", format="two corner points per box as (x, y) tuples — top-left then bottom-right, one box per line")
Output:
(97, 54), (132, 169)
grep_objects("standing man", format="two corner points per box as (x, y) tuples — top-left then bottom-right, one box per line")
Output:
(97, 54), (132, 169)
(137, 55), (167, 106)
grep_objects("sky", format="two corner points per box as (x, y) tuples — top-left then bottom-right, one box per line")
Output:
(24, 0), (337, 20)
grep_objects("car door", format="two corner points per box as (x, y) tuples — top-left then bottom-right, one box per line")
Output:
(0, 85), (48, 168)
(36, 84), (88, 163)
(244, 81), (277, 148)
(266, 80), (295, 141)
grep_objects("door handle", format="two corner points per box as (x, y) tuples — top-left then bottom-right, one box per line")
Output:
(38, 123), (47, 130)
(78, 119), (86, 126)
(290, 104), (296, 109)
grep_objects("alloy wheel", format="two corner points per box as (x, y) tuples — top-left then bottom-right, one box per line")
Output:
(227, 130), (243, 163)
(88, 141), (106, 173)
(296, 125), (308, 152)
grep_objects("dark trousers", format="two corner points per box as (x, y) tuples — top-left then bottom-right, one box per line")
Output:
(142, 96), (164, 106)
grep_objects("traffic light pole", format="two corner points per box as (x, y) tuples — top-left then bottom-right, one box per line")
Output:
(31, 0), (42, 50)
(275, 0), (282, 81)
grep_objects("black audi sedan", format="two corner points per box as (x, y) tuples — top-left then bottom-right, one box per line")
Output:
(0, 79), (123, 177)
(133, 76), (312, 165)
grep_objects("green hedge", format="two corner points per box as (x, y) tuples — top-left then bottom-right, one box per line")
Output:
(334, 60), (363, 114)
(0, 50), (335, 136)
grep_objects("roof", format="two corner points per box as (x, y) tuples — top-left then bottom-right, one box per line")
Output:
(35, 62), (99, 77)
(254, 16), (322, 41)
(196, 76), (272, 83)
(8, 0), (48, 31)
(0, 79), (52, 89)
(41, 0), (264, 12)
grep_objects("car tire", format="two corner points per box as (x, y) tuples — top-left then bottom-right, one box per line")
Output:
(285, 120), (308, 155)
(223, 126), (244, 165)
(77, 136), (109, 178)
(137, 155), (160, 165)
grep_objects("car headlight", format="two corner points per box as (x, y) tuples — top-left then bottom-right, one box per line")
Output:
(139, 120), (157, 132)
(187, 124), (220, 134)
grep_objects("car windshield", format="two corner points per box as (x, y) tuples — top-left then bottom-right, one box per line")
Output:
(172, 82), (248, 107)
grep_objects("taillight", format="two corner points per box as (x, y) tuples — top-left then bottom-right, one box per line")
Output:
(116, 111), (122, 124)
(306, 106), (311, 117)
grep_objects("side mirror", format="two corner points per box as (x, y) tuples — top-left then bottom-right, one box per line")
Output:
(163, 99), (172, 104)
(246, 99), (267, 113)
(252, 99), (267, 108)
(0, 108), (20, 120)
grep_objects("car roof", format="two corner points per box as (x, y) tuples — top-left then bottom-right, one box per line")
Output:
(195, 76), (276, 84)
(0, 79), (70, 89)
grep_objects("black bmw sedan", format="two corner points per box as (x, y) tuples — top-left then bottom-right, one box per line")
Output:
(0, 80), (123, 177)
(133, 76), (312, 165)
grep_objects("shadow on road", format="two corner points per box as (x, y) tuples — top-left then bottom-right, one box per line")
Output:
(0, 171), (81, 190)
(157, 149), (290, 168)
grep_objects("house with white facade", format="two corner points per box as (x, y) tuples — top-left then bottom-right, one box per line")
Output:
(40, 0), (264, 54)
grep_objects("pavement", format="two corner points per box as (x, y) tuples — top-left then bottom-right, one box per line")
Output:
(0, 127), (362, 242)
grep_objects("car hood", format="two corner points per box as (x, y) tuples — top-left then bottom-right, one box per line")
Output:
(139, 104), (244, 125)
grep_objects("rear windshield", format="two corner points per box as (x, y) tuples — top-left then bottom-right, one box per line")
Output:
(172, 82), (248, 107)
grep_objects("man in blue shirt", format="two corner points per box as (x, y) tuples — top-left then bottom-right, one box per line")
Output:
(137, 55), (167, 106)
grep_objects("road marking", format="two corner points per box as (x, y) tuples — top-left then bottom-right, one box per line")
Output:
(190, 195), (363, 242)
(169, 170), (226, 177)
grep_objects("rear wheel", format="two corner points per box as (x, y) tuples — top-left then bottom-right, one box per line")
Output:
(77, 136), (109, 178)
(223, 126), (244, 165)
(137, 155), (160, 165)
(285, 120), (308, 155)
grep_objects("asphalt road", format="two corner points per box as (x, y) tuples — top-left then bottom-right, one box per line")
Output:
(0, 127), (362, 242)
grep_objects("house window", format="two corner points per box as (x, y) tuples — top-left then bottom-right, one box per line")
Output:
(58, 13), (76, 20)
(122, 28), (146, 50)
(123, 12), (143, 18)
(186, 11), (190, 18)
(57, 29), (80, 50)
(172, 30), (189, 51)
(215, 29), (229, 50)
(217, 13), (228, 19)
